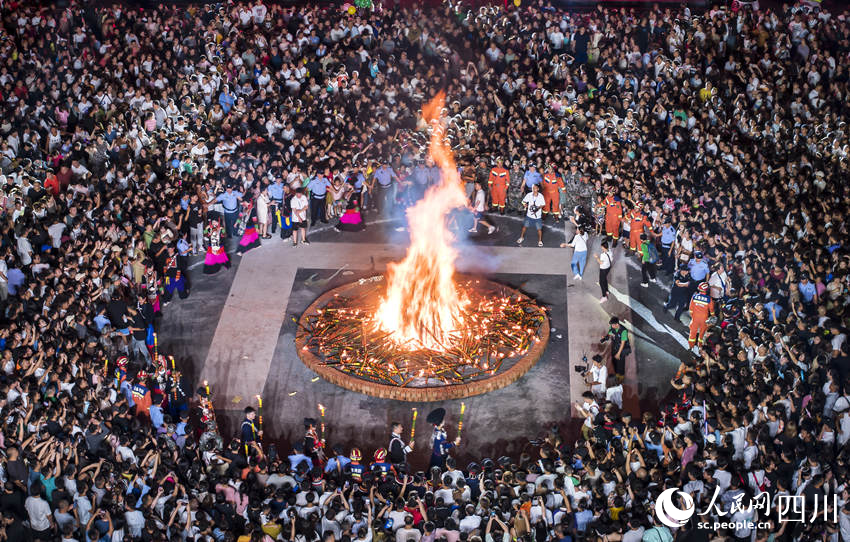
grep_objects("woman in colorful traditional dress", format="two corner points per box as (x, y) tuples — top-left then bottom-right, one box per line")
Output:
(336, 179), (365, 232)
(203, 218), (230, 274)
(236, 198), (262, 254)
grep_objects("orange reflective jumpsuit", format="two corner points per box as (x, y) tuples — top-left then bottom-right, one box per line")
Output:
(604, 195), (623, 240)
(541, 172), (564, 217)
(629, 211), (651, 251)
(488, 166), (509, 209)
(688, 291), (715, 347)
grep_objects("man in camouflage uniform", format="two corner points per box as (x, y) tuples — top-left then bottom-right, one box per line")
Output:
(475, 157), (491, 194)
(563, 162), (595, 216)
(507, 160), (526, 214)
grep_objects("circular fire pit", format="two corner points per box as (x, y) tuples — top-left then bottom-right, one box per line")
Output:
(295, 276), (549, 402)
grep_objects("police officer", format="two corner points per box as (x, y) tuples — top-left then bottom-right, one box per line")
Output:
(388, 421), (413, 468)
(522, 163), (543, 194)
(216, 185), (243, 237)
(659, 217), (677, 275)
(688, 251), (710, 283)
(372, 161), (399, 215)
(307, 172), (332, 226)
(268, 177), (284, 234)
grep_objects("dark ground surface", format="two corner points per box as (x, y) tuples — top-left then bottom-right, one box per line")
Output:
(245, 268), (570, 463)
(309, 210), (567, 248)
(158, 211), (688, 462)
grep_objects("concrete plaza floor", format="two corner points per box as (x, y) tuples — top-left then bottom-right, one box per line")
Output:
(158, 211), (690, 462)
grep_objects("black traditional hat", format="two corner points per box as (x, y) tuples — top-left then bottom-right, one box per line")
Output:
(426, 407), (446, 425)
(304, 417), (317, 427)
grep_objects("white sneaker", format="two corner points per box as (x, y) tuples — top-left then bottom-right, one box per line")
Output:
(573, 274), (581, 280)
(650, 278), (657, 283)
(517, 237), (524, 244)
(599, 296), (608, 303)
(641, 282), (649, 288)
(488, 226), (496, 234)
(468, 228), (478, 233)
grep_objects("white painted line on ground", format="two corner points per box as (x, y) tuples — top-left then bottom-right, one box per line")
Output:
(607, 285), (691, 350)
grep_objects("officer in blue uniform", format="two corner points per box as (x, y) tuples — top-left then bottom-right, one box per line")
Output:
(659, 217), (677, 275)
(688, 251), (710, 282)
(216, 186), (243, 237)
(307, 173), (332, 226)
(268, 178), (284, 233)
(427, 408), (460, 469)
(522, 164), (543, 194)
(373, 162), (399, 214)
(410, 162), (430, 201)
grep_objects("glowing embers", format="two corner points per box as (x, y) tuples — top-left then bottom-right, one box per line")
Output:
(298, 278), (546, 388)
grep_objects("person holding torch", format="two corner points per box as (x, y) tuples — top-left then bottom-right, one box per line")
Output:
(427, 408), (461, 469)
(388, 420), (414, 469)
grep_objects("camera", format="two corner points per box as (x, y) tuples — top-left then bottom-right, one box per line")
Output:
(574, 354), (588, 375)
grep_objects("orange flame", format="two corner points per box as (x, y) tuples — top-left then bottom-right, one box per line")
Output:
(373, 92), (469, 351)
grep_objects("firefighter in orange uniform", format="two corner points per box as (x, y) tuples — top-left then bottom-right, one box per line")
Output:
(541, 168), (564, 220)
(688, 282), (714, 351)
(604, 193), (623, 244)
(132, 371), (153, 419)
(629, 207), (651, 252)
(488, 158), (509, 214)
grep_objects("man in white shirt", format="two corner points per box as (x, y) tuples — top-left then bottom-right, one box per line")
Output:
(290, 187), (309, 247)
(251, 0), (268, 24)
(587, 354), (607, 399)
(468, 182), (496, 235)
(26, 482), (55, 539)
(518, 184), (546, 247)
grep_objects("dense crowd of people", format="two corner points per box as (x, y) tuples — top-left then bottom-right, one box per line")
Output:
(1, 0), (849, 540)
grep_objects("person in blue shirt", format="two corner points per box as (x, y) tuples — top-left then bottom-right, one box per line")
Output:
(149, 395), (164, 430)
(763, 299), (783, 323)
(372, 162), (399, 214)
(798, 274), (818, 307)
(324, 444), (351, 474)
(688, 251), (710, 282)
(268, 179), (284, 233)
(659, 217), (677, 274)
(410, 162), (430, 201)
(288, 441), (313, 472)
(218, 86), (235, 114)
(522, 164), (543, 191)
(307, 171), (333, 226)
(216, 186), (243, 238)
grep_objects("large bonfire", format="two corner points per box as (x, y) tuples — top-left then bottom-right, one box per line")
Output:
(372, 92), (469, 351)
(296, 93), (547, 390)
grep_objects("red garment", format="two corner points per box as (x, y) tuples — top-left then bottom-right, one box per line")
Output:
(629, 212), (651, 251)
(541, 173), (563, 215)
(688, 293), (714, 346)
(488, 167), (508, 207)
(44, 174), (60, 196)
(604, 196), (623, 240)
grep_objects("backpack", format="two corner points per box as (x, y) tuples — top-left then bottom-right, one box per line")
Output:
(647, 242), (659, 264)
